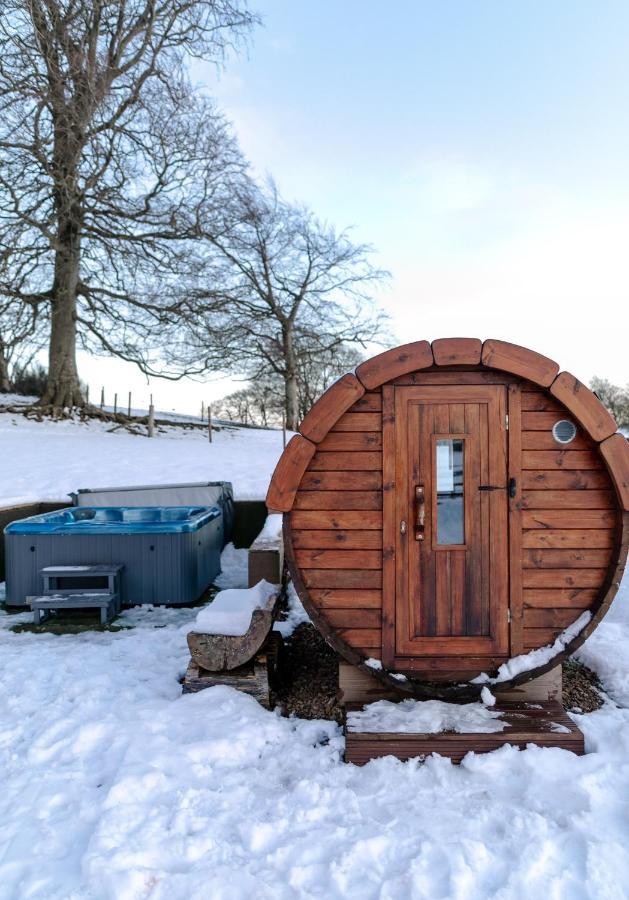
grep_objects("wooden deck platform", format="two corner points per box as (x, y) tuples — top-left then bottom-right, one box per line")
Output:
(344, 701), (584, 765)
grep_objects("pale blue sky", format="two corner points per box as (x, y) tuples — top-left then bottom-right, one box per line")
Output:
(82, 1), (629, 412)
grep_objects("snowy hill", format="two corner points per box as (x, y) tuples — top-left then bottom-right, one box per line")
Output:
(0, 403), (286, 506)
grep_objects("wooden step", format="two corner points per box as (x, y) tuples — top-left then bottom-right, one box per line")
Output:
(28, 591), (119, 608)
(344, 701), (584, 765)
(41, 565), (123, 577)
(28, 591), (121, 625)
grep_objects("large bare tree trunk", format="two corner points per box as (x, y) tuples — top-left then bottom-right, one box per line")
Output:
(0, 340), (10, 392)
(283, 325), (300, 430)
(40, 211), (85, 409)
(41, 107), (85, 410)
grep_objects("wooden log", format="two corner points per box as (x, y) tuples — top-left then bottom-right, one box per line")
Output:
(290, 509), (382, 530)
(520, 392), (566, 412)
(599, 433), (629, 510)
(294, 548), (382, 569)
(182, 633), (282, 708)
(298, 373), (365, 443)
(521, 470), (610, 490)
(550, 372), (617, 442)
(481, 339), (559, 387)
(520, 490), (615, 509)
(356, 341), (433, 390)
(522, 529), (615, 548)
(522, 450), (603, 470)
(521, 509), (617, 529)
(266, 434), (316, 512)
(308, 451), (382, 471)
(522, 548), (612, 568)
(187, 592), (280, 672)
(310, 589), (382, 608)
(329, 412), (381, 432)
(299, 471), (383, 491)
(317, 432), (382, 451)
(351, 393), (382, 411)
(521, 431), (592, 450)
(292, 490), (382, 511)
(431, 337), (482, 366)
(291, 529), (382, 549)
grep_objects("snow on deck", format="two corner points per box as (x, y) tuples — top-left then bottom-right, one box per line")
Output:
(0, 403), (287, 505)
(347, 698), (508, 733)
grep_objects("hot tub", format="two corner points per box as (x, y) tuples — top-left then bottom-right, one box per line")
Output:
(4, 506), (223, 606)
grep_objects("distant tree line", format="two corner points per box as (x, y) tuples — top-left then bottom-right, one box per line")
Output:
(0, 0), (388, 428)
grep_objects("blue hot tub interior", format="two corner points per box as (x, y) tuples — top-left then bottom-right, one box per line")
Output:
(5, 506), (220, 534)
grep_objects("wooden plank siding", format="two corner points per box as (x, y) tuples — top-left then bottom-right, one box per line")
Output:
(519, 388), (617, 651)
(286, 376), (620, 674)
(293, 392), (386, 655)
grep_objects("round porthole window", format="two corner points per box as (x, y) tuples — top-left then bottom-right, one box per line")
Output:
(552, 419), (577, 444)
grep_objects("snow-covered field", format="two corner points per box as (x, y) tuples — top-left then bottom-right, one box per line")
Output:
(0, 402), (285, 505)
(1, 407), (629, 899)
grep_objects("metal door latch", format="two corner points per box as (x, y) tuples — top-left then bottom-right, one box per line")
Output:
(478, 478), (517, 498)
(400, 520), (407, 534)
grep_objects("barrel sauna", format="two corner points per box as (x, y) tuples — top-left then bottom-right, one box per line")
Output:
(267, 339), (629, 698)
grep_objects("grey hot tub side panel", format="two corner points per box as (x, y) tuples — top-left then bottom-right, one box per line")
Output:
(4, 514), (222, 606)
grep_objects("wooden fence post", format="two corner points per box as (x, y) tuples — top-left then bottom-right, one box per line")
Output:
(113, 393), (118, 415)
(100, 387), (104, 409)
(128, 392), (132, 417)
(282, 414), (287, 448)
(201, 401), (205, 422)
(208, 404), (213, 443)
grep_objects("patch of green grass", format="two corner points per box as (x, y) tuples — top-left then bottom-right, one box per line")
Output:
(9, 608), (132, 635)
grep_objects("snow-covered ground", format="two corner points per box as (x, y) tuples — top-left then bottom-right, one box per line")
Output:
(1, 407), (629, 898)
(0, 575), (628, 899)
(0, 402), (286, 505)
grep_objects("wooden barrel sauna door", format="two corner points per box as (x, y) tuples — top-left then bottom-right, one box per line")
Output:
(383, 383), (509, 667)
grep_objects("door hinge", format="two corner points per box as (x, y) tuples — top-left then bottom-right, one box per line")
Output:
(505, 414), (509, 430)
(507, 609), (512, 623)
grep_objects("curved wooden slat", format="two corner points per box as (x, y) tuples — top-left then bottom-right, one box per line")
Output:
(265, 434), (316, 512)
(550, 372), (617, 442)
(482, 339), (559, 387)
(298, 373), (365, 443)
(355, 341), (433, 390)
(600, 433), (629, 510)
(432, 337), (482, 366)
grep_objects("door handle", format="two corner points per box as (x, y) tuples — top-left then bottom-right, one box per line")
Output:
(415, 484), (425, 541)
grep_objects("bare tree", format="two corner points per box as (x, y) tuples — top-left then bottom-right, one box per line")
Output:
(215, 343), (365, 428)
(591, 377), (629, 430)
(179, 182), (388, 429)
(0, 0), (256, 409)
(0, 289), (45, 392)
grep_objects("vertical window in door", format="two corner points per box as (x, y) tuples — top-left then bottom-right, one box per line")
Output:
(436, 438), (465, 545)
